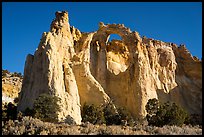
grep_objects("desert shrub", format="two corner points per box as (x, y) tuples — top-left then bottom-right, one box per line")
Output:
(81, 103), (106, 125)
(145, 98), (159, 116)
(24, 107), (35, 117)
(2, 69), (9, 77)
(184, 114), (202, 126)
(102, 102), (120, 125)
(102, 101), (135, 126)
(81, 101), (135, 126)
(17, 111), (24, 121)
(146, 98), (188, 127)
(33, 93), (61, 123)
(2, 102), (18, 121)
(117, 107), (135, 126)
(6, 102), (18, 121)
(82, 102), (134, 126)
(64, 115), (76, 125)
(10, 72), (23, 78)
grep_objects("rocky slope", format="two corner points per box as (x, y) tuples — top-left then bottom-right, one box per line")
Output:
(2, 70), (23, 103)
(17, 11), (202, 124)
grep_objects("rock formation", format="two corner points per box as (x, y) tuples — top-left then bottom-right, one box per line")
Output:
(17, 11), (202, 124)
(2, 70), (23, 103)
(17, 11), (82, 124)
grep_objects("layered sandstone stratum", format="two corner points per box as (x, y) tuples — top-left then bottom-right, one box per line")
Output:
(17, 11), (202, 125)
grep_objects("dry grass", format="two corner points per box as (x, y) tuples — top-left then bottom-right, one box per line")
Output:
(2, 116), (202, 135)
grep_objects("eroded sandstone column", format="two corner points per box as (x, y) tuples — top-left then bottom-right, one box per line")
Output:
(17, 11), (81, 124)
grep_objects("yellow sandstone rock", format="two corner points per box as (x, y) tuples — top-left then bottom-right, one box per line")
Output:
(17, 11), (202, 124)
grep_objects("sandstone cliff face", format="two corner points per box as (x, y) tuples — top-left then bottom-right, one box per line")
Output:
(170, 45), (202, 115)
(17, 11), (202, 124)
(17, 11), (82, 124)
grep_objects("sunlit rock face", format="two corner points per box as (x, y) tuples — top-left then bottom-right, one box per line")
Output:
(2, 70), (23, 103)
(89, 24), (180, 118)
(17, 11), (82, 124)
(17, 11), (202, 124)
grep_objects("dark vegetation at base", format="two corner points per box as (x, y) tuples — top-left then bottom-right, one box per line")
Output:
(2, 93), (61, 123)
(2, 95), (202, 135)
(145, 98), (202, 127)
(81, 101), (135, 126)
(32, 94), (61, 123)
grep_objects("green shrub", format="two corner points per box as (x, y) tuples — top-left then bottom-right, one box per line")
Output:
(81, 101), (135, 126)
(117, 107), (135, 126)
(184, 114), (202, 126)
(24, 107), (35, 117)
(81, 103), (106, 125)
(145, 98), (159, 116)
(103, 102), (134, 126)
(2, 69), (9, 77)
(145, 98), (188, 127)
(102, 101), (120, 125)
(7, 102), (17, 120)
(65, 115), (76, 125)
(2, 102), (18, 121)
(10, 72), (23, 78)
(33, 93), (61, 123)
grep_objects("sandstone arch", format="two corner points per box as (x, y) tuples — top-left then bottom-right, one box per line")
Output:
(107, 33), (122, 41)
(90, 23), (139, 78)
(88, 23), (146, 118)
(17, 11), (202, 125)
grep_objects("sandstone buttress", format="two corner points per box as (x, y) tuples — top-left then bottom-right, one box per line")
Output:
(17, 11), (202, 124)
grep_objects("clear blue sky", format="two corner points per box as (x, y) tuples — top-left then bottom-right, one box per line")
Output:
(2, 2), (202, 74)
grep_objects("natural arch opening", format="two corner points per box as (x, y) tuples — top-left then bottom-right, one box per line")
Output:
(106, 34), (124, 52)
(106, 34), (130, 75)
(108, 34), (122, 42)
